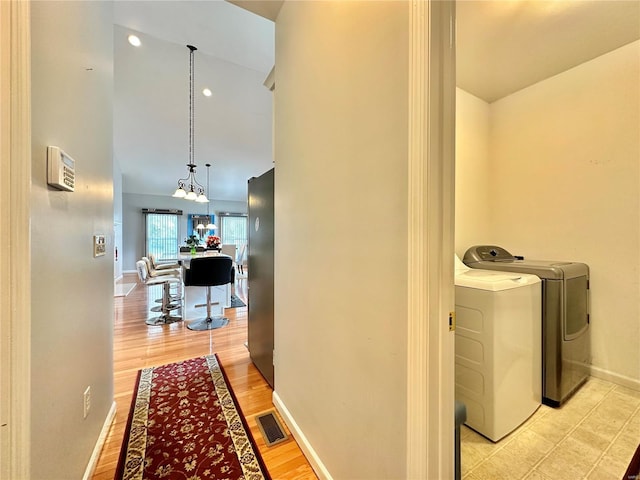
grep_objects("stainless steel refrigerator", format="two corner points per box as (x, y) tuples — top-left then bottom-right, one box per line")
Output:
(247, 168), (274, 387)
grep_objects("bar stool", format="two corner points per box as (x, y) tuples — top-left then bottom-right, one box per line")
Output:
(135, 260), (182, 326)
(148, 253), (180, 270)
(183, 256), (233, 331)
(142, 256), (181, 277)
(142, 256), (182, 304)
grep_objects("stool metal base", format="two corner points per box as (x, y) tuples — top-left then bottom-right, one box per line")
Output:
(145, 314), (182, 326)
(187, 316), (229, 331)
(155, 295), (181, 304)
(151, 302), (180, 312)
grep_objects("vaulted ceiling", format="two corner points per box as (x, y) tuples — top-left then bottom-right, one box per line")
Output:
(113, 1), (639, 201)
(114, 1), (275, 202)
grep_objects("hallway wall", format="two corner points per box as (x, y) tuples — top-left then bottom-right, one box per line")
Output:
(30, 1), (114, 477)
(274, 2), (410, 478)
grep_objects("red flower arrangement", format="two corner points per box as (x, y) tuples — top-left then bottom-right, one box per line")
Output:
(206, 235), (221, 248)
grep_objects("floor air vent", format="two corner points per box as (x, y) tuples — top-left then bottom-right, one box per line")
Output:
(255, 411), (288, 447)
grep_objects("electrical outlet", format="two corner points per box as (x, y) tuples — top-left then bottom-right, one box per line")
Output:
(83, 386), (91, 419)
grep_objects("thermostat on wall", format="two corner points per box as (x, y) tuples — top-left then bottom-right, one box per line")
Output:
(47, 146), (75, 192)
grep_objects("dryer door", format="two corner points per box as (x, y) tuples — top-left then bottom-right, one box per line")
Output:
(564, 275), (589, 340)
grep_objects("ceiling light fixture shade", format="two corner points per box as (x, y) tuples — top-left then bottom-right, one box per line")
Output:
(127, 34), (141, 47)
(184, 188), (198, 201)
(195, 190), (209, 203)
(171, 45), (208, 203)
(205, 163), (217, 231)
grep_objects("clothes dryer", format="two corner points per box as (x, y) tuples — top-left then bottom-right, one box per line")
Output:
(454, 256), (541, 442)
(463, 245), (590, 407)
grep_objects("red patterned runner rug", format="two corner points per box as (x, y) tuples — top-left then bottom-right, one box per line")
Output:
(116, 354), (270, 480)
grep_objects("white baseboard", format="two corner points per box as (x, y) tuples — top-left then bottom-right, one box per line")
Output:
(114, 274), (123, 283)
(122, 269), (137, 274)
(590, 365), (640, 392)
(82, 401), (117, 480)
(272, 391), (333, 480)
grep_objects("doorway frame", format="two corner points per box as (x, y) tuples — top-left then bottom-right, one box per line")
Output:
(406, 1), (456, 478)
(0, 1), (32, 478)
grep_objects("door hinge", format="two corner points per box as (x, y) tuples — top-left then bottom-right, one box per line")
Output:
(449, 311), (456, 331)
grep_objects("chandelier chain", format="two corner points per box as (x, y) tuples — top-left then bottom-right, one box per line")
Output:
(189, 45), (195, 167)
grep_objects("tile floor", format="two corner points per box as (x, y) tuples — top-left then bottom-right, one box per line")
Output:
(461, 377), (640, 480)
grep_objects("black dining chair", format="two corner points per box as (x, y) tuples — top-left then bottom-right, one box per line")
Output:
(183, 255), (233, 331)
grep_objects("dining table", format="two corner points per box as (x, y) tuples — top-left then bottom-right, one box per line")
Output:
(178, 251), (234, 320)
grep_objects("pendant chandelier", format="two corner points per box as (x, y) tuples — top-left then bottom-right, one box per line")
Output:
(172, 45), (208, 203)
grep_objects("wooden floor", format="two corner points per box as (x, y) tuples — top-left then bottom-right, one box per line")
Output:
(92, 273), (317, 480)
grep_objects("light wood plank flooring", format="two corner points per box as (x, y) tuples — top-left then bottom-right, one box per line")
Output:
(93, 273), (317, 479)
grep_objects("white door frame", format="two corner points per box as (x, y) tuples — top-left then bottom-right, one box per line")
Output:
(0, 1), (32, 478)
(406, 1), (456, 478)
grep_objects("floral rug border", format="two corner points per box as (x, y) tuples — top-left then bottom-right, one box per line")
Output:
(116, 354), (269, 480)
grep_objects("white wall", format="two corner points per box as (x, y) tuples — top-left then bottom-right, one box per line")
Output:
(122, 192), (247, 270)
(488, 40), (640, 385)
(455, 88), (492, 256)
(274, 2), (409, 478)
(456, 40), (640, 387)
(30, 1), (114, 478)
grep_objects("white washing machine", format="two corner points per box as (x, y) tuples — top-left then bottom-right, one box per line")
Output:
(454, 255), (542, 442)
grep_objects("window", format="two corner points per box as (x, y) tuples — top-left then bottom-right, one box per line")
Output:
(220, 214), (247, 253)
(145, 212), (179, 261)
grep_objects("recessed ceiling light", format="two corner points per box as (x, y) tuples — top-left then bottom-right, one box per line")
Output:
(202, 88), (212, 97)
(128, 35), (141, 47)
